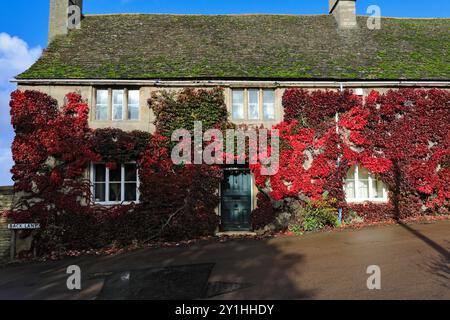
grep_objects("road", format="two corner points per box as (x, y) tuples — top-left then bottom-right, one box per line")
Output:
(0, 220), (449, 300)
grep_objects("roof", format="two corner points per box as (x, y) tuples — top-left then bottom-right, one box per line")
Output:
(17, 14), (450, 81)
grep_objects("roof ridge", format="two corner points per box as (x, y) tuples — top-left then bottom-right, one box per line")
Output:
(357, 15), (450, 20)
(83, 13), (450, 19)
(84, 13), (330, 17)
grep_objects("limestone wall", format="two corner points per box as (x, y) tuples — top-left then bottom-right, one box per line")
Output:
(0, 186), (13, 263)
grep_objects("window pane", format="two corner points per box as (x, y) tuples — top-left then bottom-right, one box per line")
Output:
(373, 179), (385, 198)
(97, 90), (108, 104)
(96, 90), (108, 120)
(94, 164), (106, 182)
(109, 183), (121, 202)
(94, 183), (106, 202)
(359, 166), (369, 180)
(125, 183), (137, 202)
(109, 167), (121, 182)
(263, 90), (275, 120)
(112, 90), (124, 120)
(346, 166), (355, 179)
(358, 166), (369, 198)
(128, 90), (139, 120)
(232, 90), (244, 120)
(358, 180), (369, 198)
(125, 164), (137, 181)
(345, 180), (355, 199)
(248, 89), (259, 120)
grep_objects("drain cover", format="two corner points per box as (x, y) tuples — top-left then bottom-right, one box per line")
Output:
(97, 263), (215, 300)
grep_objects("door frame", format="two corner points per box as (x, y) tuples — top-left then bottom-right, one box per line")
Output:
(219, 167), (254, 231)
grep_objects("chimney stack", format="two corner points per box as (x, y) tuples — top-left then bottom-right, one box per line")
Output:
(49, 0), (83, 43)
(329, 0), (357, 29)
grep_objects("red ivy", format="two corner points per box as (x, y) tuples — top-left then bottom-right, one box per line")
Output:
(252, 88), (450, 219)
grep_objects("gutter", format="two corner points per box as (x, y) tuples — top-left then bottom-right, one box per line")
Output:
(12, 78), (450, 88)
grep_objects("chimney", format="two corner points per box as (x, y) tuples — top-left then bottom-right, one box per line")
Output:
(329, 0), (357, 29)
(48, 0), (83, 43)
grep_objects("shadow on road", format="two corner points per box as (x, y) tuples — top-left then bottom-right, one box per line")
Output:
(396, 221), (450, 260)
(0, 237), (316, 300)
(396, 221), (449, 290)
(109, 238), (316, 300)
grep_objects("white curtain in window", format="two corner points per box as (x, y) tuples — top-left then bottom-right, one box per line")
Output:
(128, 90), (139, 120)
(373, 179), (384, 198)
(358, 166), (370, 198)
(345, 166), (356, 199)
(263, 90), (275, 120)
(96, 90), (108, 120)
(232, 90), (244, 120)
(345, 165), (387, 202)
(112, 90), (124, 120)
(248, 89), (259, 120)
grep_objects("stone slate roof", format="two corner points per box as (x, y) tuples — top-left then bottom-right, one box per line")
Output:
(17, 14), (450, 80)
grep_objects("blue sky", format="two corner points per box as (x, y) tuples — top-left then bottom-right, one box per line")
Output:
(0, 0), (449, 185)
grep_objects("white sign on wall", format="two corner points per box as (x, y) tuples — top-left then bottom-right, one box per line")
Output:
(7, 223), (41, 230)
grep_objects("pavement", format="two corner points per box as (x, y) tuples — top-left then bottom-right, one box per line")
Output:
(0, 220), (449, 300)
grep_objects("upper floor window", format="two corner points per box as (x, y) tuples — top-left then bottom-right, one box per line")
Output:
(91, 163), (139, 204)
(345, 165), (388, 202)
(112, 90), (124, 121)
(95, 89), (140, 121)
(128, 90), (140, 120)
(96, 90), (108, 120)
(231, 89), (276, 121)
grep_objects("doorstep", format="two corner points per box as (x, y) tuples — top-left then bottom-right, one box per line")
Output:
(216, 231), (257, 237)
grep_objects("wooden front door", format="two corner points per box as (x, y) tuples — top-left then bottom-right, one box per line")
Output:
(221, 169), (252, 231)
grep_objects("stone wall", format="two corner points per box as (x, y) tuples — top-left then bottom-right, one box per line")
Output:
(0, 186), (13, 263)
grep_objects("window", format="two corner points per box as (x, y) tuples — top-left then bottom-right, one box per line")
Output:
(263, 90), (275, 120)
(231, 89), (276, 121)
(92, 163), (139, 204)
(128, 90), (140, 120)
(94, 89), (140, 121)
(112, 90), (124, 120)
(345, 165), (388, 202)
(232, 90), (244, 120)
(248, 89), (260, 120)
(96, 90), (108, 120)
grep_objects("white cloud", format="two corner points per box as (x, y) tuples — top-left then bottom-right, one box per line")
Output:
(0, 148), (13, 187)
(0, 33), (42, 185)
(0, 33), (42, 84)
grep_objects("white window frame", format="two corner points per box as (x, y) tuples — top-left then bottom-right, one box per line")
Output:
(94, 88), (140, 122)
(345, 165), (388, 203)
(231, 88), (276, 121)
(90, 162), (140, 205)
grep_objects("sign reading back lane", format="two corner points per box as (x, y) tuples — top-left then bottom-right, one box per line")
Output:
(7, 223), (41, 230)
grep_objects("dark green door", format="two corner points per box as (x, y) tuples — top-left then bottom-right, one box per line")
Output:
(221, 169), (252, 231)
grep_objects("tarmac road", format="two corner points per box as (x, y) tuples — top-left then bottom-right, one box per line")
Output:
(0, 220), (448, 300)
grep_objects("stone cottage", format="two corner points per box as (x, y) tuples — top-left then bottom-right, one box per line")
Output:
(13, 0), (450, 232)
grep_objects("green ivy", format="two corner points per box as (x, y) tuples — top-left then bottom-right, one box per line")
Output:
(92, 128), (151, 165)
(148, 87), (229, 138)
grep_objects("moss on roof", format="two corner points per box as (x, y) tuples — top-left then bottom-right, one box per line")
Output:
(17, 14), (450, 80)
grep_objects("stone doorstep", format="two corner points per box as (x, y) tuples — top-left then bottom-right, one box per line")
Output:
(216, 231), (257, 237)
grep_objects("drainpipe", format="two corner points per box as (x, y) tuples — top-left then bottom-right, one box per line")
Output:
(337, 83), (344, 224)
(336, 111), (343, 225)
